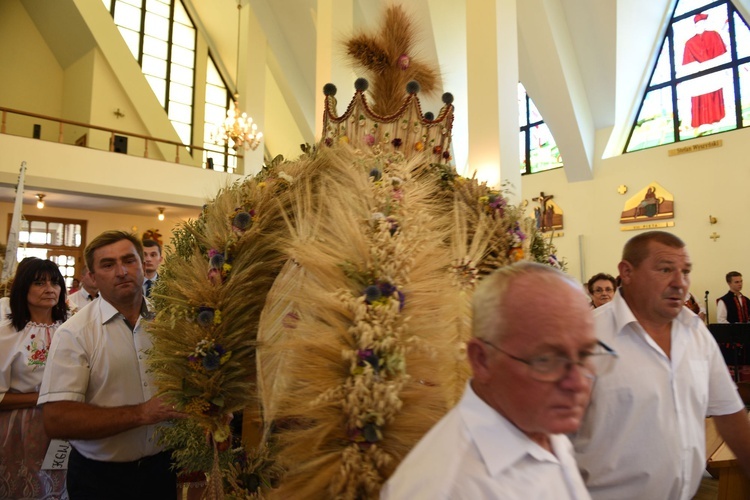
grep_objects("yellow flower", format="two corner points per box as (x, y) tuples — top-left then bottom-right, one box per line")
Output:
(213, 423), (231, 443)
(213, 310), (222, 325)
(414, 141), (424, 151)
(219, 350), (232, 365)
(339, 136), (350, 144)
(257, 181), (267, 189)
(184, 398), (210, 415)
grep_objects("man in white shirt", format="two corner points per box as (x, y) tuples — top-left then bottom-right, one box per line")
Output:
(142, 239), (163, 298)
(381, 262), (615, 499)
(716, 271), (750, 323)
(39, 230), (183, 499)
(66, 265), (99, 310)
(573, 231), (750, 500)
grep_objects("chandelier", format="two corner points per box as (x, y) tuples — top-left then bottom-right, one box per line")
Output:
(211, 1), (262, 151)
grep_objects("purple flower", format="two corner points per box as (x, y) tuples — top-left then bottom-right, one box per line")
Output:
(391, 138), (403, 148)
(358, 349), (379, 371)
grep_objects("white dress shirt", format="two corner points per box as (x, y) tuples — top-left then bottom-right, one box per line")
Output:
(572, 292), (743, 500)
(38, 296), (163, 462)
(381, 383), (591, 500)
(67, 285), (98, 311)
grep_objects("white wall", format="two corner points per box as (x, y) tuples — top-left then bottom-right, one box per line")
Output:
(521, 126), (750, 321)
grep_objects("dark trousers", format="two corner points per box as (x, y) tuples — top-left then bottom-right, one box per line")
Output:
(67, 447), (177, 500)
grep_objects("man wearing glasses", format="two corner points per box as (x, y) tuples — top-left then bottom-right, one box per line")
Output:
(381, 262), (616, 499)
(572, 231), (750, 499)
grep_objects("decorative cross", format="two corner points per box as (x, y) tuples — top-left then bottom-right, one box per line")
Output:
(532, 192), (554, 231)
(344, 5), (438, 116)
(710, 232), (720, 242)
(617, 185), (628, 195)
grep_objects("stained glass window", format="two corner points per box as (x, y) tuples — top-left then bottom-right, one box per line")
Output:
(626, 0), (750, 152)
(519, 83), (564, 175)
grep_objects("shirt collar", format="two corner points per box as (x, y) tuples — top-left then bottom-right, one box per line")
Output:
(608, 288), (701, 337)
(99, 296), (154, 325)
(458, 383), (560, 477)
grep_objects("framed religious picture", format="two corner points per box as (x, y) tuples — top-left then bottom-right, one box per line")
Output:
(620, 182), (674, 224)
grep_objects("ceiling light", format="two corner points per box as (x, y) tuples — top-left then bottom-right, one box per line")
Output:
(210, 1), (263, 151)
(36, 193), (45, 209)
(158, 207), (165, 221)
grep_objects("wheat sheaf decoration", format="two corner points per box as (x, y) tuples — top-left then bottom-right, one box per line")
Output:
(147, 4), (563, 499)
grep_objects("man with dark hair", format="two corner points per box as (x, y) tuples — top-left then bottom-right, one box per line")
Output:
(382, 262), (616, 499)
(67, 265), (99, 310)
(586, 273), (617, 308)
(573, 231), (750, 499)
(142, 239), (163, 298)
(38, 230), (183, 498)
(716, 271), (750, 323)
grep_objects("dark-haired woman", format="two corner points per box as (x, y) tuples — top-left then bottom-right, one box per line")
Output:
(0, 257), (69, 498)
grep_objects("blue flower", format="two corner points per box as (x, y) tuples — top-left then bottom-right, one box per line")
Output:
(364, 285), (382, 303)
(203, 352), (220, 371)
(210, 253), (225, 269)
(197, 308), (215, 327)
(232, 211), (252, 230)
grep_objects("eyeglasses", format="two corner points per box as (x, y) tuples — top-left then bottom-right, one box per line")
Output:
(593, 287), (614, 294)
(478, 338), (618, 382)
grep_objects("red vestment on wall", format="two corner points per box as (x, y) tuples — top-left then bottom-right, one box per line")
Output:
(682, 31), (728, 127)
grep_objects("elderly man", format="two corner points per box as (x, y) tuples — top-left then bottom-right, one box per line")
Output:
(38, 231), (183, 498)
(381, 261), (616, 499)
(573, 231), (750, 499)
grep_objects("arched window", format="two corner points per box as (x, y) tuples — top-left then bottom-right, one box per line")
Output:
(518, 83), (564, 175)
(626, 0), (750, 152)
(203, 55), (236, 173)
(103, 0), (196, 148)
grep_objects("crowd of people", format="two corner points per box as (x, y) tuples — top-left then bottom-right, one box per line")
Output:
(1, 229), (749, 499)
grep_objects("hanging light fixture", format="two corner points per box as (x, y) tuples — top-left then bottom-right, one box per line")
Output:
(36, 193), (45, 209)
(211, 1), (262, 151)
(157, 207), (165, 221)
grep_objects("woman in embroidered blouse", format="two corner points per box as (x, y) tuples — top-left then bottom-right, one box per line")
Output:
(0, 257), (69, 499)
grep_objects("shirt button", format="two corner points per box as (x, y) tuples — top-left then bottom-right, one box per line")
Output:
(138, 354), (143, 359)
(143, 382), (148, 387)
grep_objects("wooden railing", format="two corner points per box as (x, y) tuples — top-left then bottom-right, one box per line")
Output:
(0, 106), (241, 171)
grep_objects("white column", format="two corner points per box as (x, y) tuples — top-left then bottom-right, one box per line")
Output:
(239, 3), (266, 175)
(314, 0), (354, 140)
(466, 0), (521, 202)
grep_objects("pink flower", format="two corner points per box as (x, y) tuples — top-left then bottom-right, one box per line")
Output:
(364, 134), (376, 146)
(398, 54), (410, 70)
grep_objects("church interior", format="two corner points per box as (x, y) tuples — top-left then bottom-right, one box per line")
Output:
(2, 0), (750, 496)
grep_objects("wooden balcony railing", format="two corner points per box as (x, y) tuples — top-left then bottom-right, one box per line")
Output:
(0, 106), (242, 173)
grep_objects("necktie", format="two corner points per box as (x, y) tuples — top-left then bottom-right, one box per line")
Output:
(145, 279), (153, 298)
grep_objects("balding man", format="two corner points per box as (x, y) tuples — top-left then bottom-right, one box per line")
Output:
(573, 231), (750, 499)
(381, 261), (616, 499)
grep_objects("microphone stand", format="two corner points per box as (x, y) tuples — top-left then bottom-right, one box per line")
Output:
(704, 291), (710, 325)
